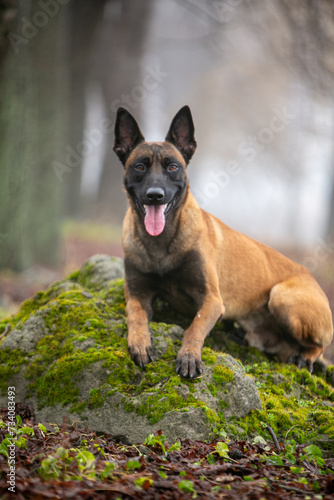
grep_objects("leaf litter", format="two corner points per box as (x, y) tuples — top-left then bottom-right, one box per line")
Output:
(0, 404), (333, 499)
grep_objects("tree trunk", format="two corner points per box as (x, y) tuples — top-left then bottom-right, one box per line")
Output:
(0, 0), (69, 271)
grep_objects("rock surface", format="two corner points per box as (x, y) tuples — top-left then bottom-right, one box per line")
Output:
(0, 255), (333, 452)
(78, 254), (124, 290)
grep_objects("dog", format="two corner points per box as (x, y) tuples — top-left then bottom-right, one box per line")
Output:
(113, 105), (333, 379)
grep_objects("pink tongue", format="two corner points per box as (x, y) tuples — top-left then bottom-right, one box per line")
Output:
(144, 205), (165, 236)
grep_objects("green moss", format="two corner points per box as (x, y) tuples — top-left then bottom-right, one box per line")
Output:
(219, 401), (229, 414)
(202, 348), (217, 365)
(88, 389), (104, 408)
(101, 279), (126, 319)
(66, 269), (80, 281)
(109, 337), (223, 426)
(212, 364), (234, 385)
(77, 257), (122, 291)
(0, 319), (6, 330)
(123, 400), (135, 413)
(269, 386), (285, 396)
(203, 406), (221, 425)
(231, 361), (334, 444)
(207, 383), (218, 397)
(76, 263), (98, 289)
(0, 281), (85, 332)
(133, 380), (219, 426)
(326, 365), (334, 387)
(0, 348), (28, 394)
(4, 290), (50, 328)
(69, 401), (87, 414)
(137, 390), (191, 424)
(0, 281), (131, 409)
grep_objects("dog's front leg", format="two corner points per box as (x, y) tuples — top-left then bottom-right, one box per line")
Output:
(125, 290), (154, 369)
(175, 294), (225, 378)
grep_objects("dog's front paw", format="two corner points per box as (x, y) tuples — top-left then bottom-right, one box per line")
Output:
(288, 353), (313, 373)
(128, 343), (154, 369)
(175, 351), (203, 379)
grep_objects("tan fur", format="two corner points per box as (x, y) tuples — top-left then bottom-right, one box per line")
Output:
(123, 186), (333, 374)
(116, 108), (333, 378)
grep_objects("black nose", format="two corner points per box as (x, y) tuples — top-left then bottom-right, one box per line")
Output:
(146, 187), (165, 202)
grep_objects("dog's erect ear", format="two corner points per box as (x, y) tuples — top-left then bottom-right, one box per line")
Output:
(114, 108), (145, 165)
(165, 106), (197, 163)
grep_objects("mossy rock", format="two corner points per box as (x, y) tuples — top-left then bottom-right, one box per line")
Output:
(76, 254), (124, 290)
(0, 255), (334, 453)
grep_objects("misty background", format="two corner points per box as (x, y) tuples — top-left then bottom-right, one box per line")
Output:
(0, 0), (334, 328)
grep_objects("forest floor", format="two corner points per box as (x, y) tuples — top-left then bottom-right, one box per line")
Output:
(0, 405), (333, 499)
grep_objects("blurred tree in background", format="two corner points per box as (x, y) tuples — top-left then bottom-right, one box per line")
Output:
(0, 0), (69, 271)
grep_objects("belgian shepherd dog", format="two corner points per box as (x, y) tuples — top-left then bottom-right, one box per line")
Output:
(113, 105), (333, 378)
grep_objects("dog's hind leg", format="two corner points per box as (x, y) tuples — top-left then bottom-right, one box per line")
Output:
(240, 310), (300, 362)
(267, 275), (333, 370)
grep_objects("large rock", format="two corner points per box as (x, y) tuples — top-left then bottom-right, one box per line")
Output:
(0, 255), (333, 453)
(77, 254), (124, 290)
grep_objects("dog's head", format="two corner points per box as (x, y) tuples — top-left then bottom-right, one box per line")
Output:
(113, 106), (197, 236)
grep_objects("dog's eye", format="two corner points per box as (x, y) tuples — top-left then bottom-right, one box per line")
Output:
(167, 164), (179, 172)
(134, 164), (146, 172)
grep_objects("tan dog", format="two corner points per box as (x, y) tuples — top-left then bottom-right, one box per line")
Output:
(113, 105), (333, 378)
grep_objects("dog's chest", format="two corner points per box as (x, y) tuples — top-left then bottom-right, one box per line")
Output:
(142, 248), (177, 275)
(140, 249), (206, 311)
(129, 236), (181, 275)
(155, 265), (205, 314)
